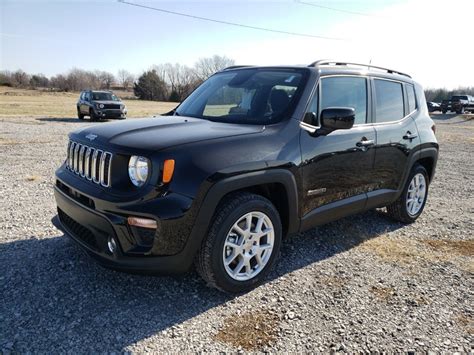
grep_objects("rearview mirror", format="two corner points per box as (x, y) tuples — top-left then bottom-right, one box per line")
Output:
(316, 107), (355, 136)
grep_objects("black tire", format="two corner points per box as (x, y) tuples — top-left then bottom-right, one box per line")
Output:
(77, 107), (84, 120)
(196, 192), (282, 293)
(386, 164), (429, 224)
(89, 108), (98, 121)
(442, 110), (447, 114)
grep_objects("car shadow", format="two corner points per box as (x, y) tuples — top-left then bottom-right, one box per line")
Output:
(35, 117), (110, 123)
(0, 209), (404, 352)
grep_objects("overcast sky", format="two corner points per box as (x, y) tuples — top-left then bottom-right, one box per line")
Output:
(1, 0), (473, 89)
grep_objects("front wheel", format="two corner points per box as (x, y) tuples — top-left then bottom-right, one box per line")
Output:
(196, 193), (282, 293)
(89, 109), (98, 121)
(77, 107), (84, 119)
(386, 164), (429, 223)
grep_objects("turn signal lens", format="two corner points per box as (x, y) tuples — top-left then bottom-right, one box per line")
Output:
(162, 159), (175, 183)
(127, 217), (157, 229)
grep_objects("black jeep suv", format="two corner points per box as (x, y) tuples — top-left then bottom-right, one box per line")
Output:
(55, 61), (438, 293)
(77, 90), (127, 121)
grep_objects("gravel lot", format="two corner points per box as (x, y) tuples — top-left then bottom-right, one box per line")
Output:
(0, 114), (472, 352)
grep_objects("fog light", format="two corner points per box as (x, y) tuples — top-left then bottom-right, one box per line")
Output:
(127, 216), (157, 229)
(107, 236), (117, 253)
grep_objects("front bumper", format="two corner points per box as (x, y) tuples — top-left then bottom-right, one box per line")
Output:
(94, 108), (127, 119)
(53, 177), (198, 274)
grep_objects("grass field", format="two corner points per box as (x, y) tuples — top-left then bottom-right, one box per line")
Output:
(0, 87), (178, 118)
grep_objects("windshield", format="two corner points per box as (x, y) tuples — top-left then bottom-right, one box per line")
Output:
(175, 68), (308, 124)
(451, 96), (468, 101)
(92, 92), (120, 101)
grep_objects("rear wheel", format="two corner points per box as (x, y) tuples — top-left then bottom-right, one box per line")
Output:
(386, 164), (429, 224)
(196, 192), (282, 293)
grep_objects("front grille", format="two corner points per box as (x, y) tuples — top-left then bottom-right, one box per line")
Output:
(58, 208), (99, 251)
(66, 141), (112, 187)
(104, 104), (121, 109)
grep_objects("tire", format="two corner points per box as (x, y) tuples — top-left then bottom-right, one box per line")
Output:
(89, 109), (98, 121)
(196, 192), (282, 293)
(386, 164), (429, 224)
(442, 110), (447, 114)
(77, 107), (84, 120)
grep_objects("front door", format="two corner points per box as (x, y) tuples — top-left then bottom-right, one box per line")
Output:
(299, 75), (377, 224)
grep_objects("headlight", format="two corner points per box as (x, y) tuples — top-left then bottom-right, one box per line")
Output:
(128, 156), (150, 187)
(99, 103), (105, 109)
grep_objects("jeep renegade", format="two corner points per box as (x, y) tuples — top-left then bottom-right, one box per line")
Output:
(77, 90), (127, 121)
(55, 61), (438, 293)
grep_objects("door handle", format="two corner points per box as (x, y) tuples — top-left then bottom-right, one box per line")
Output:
(356, 139), (375, 147)
(403, 132), (418, 140)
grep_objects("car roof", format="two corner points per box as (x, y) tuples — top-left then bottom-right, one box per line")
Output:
(222, 62), (415, 84)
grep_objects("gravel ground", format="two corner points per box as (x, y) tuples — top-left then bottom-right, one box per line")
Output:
(0, 114), (472, 352)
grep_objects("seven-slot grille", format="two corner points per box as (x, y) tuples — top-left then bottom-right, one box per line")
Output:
(66, 141), (112, 187)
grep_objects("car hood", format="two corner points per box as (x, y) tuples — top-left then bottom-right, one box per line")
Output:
(70, 116), (265, 152)
(92, 100), (123, 105)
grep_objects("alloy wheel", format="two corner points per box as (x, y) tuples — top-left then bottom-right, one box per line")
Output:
(222, 211), (275, 281)
(406, 173), (427, 216)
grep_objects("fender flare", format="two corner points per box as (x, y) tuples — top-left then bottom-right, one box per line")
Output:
(180, 169), (300, 264)
(397, 146), (438, 199)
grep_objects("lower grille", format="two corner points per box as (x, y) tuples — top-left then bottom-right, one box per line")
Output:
(58, 209), (98, 251)
(104, 104), (121, 109)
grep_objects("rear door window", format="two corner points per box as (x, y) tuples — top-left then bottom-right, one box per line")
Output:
(320, 76), (367, 125)
(374, 79), (404, 122)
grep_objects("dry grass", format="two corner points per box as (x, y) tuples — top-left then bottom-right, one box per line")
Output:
(319, 275), (349, 288)
(423, 239), (474, 257)
(0, 87), (177, 118)
(214, 310), (280, 350)
(25, 175), (42, 182)
(359, 236), (474, 273)
(369, 285), (395, 301)
(456, 313), (474, 335)
(0, 137), (21, 145)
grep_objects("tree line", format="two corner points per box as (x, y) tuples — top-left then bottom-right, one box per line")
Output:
(2, 57), (471, 103)
(0, 55), (234, 102)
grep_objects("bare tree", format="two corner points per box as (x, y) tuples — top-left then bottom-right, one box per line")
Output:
(96, 71), (115, 90)
(161, 63), (198, 101)
(10, 70), (30, 88)
(117, 69), (135, 90)
(194, 55), (235, 81)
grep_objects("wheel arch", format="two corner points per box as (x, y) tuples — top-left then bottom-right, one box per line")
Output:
(193, 169), (299, 241)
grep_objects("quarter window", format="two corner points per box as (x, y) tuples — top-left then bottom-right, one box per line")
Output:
(320, 76), (367, 125)
(407, 84), (417, 113)
(374, 79), (404, 122)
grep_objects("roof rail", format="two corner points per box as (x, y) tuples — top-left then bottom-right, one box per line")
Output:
(308, 60), (411, 78)
(222, 65), (255, 71)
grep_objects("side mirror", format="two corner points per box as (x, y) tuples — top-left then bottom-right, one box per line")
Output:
(316, 107), (355, 136)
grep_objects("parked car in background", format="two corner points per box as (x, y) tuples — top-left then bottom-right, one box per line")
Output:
(441, 99), (452, 114)
(427, 101), (441, 113)
(55, 60), (438, 293)
(450, 95), (474, 114)
(77, 90), (127, 121)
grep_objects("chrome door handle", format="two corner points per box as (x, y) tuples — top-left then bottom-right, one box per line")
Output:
(403, 132), (418, 140)
(356, 139), (375, 147)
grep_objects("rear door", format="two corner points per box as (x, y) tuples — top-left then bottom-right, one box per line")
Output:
(300, 75), (377, 221)
(371, 78), (420, 197)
